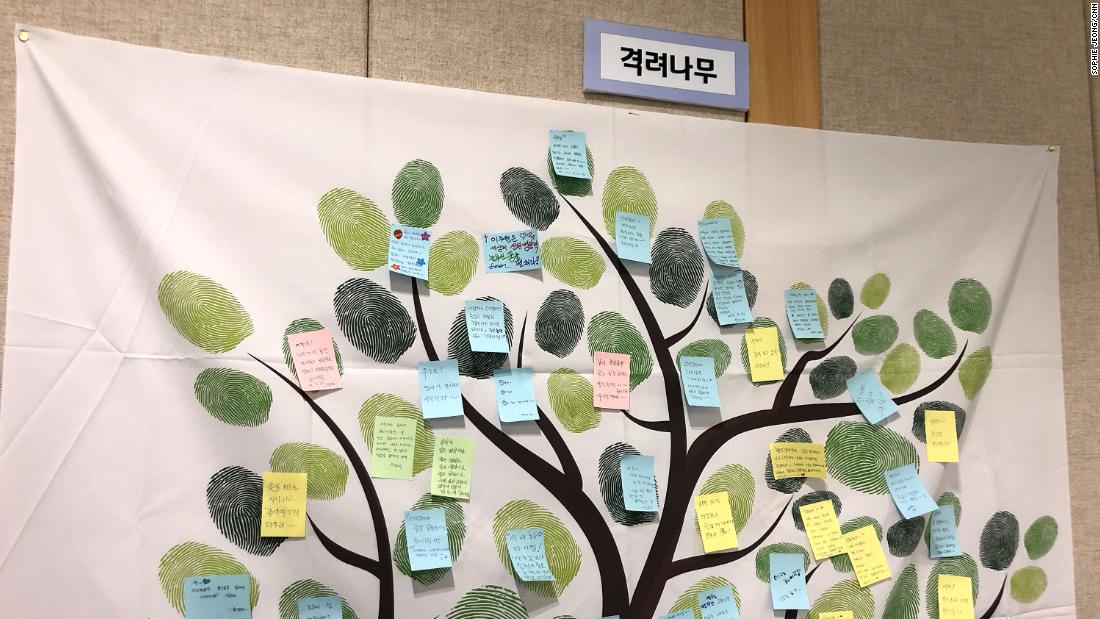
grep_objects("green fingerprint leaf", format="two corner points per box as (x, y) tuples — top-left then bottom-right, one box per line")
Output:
(860, 273), (891, 309)
(703, 200), (745, 258)
(547, 369), (600, 432)
(792, 490), (842, 531)
(542, 236), (606, 289)
(598, 442), (656, 526)
(879, 344), (920, 394)
(887, 517), (926, 557)
(269, 443), (349, 500)
(492, 500), (581, 597)
(316, 188), (390, 270)
(912, 402), (966, 443)
(1024, 515), (1058, 560)
(394, 493), (466, 585)
(948, 278), (992, 333)
(852, 315), (899, 356)
(602, 166), (658, 238)
(765, 427), (811, 493)
(535, 289), (584, 357)
(810, 356), (857, 400)
(279, 579), (357, 619)
(448, 296), (514, 379)
(926, 554), (979, 619)
(808, 579), (875, 619)
(282, 318), (344, 379)
(677, 339), (733, 377)
(790, 282), (829, 341)
(826, 421), (920, 494)
(393, 159), (444, 227)
(831, 516), (883, 572)
(959, 346), (992, 399)
(1010, 566), (1048, 603)
(828, 278), (855, 319)
(446, 585), (528, 619)
(669, 576), (739, 618)
(650, 228), (704, 308)
(547, 146), (594, 196)
(913, 310), (957, 359)
(194, 368), (272, 427)
(358, 394), (435, 475)
(707, 270), (758, 325)
(924, 492), (963, 548)
(739, 317), (788, 386)
(158, 271), (253, 353)
(158, 542), (259, 615)
(206, 466), (284, 556)
(754, 543), (809, 583)
(698, 464), (755, 532)
(882, 565), (920, 619)
(428, 231), (479, 295)
(980, 511), (1020, 570)
(334, 278), (416, 363)
(500, 167), (560, 230)
(587, 311), (653, 389)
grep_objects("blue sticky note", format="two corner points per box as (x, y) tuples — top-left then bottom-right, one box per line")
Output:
(620, 454), (658, 511)
(549, 130), (591, 179)
(505, 527), (556, 581)
(483, 229), (542, 272)
(493, 368), (538, 422)
(928, 505), (963, 558)
(298, 595), (341, 619)
(615, 212), (652, 263)
(680, 355), (721, 407)
(697, 585), (741, 619)
(464, 299), (509, 353)
(698, 218), (740, 268)
(405, 508), (453, 572)
(711, 271), (753, 325)
(182, 574), (251, 619)
(660, 610), (696, 619)
(846, 369), (897, 423)
(387, 224), (432, 280)
(769, 553), (810, 610)
(418, 360), (463, 419)
(885, 464), (939, 519)
(785, 289), (825, 339)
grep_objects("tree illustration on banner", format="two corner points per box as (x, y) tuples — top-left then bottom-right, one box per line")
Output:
(153, 142), (1056, 619)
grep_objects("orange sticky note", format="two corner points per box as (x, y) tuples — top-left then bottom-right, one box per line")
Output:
(769, 442), (827, 479)
(260, 471), (308, 537)
(745, 327), (784, 382)
(287, 328), (341, 391)
(694, 492), (739, 553)
(843, 525), (892, 587)
(799, 499), (846, 560)
(593, 351), (631, 409)
(938, 574), (975, 618)
(925, 410), (960, 462)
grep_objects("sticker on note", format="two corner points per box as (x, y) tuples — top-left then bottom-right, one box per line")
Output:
(388, 224), (431, 280)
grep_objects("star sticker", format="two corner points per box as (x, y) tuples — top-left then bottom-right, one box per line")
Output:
(393, 229), (403, 240)
(420, 231), (431, 241)
(416, 258), (426, 266)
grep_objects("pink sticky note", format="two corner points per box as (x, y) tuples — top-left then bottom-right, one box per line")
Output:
(287, 328), (341, 391)
(593, 351), (631, 409)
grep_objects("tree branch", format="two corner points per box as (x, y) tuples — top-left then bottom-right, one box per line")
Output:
(666, 498), (791, 578)
(621, 408), (671, 432)
(979, 573), (1007, 619)
(772, 315), (860, 410)
(664, 279), (710, 348)
(309, 515), (381, 576)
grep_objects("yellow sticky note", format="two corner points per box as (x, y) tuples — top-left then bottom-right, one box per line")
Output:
(843, 525), (892, 587)
(938, 574), (975, 618)
(799, 499), (846, 559)
(769, 442), (827, 479)
(260, 471), (307, 537)
(925, 410), (960, 462)
(371, 416), (418, 480)
(694, 492), (739, 553)
(819, 612), (854, 619)
(431, 436), (474, 499)
(746, 327), (784, 382)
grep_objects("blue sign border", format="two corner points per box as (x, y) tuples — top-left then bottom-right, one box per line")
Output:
(583, 18), (750, 111)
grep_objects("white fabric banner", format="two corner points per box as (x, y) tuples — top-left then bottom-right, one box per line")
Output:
(0, 26), (1074, 619)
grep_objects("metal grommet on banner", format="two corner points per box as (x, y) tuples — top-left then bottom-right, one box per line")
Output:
(17, 30), (30, 42)
(1048, 145), (1057, 152)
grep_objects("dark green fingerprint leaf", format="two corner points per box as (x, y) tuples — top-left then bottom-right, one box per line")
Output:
(879, 344), (920, 394)
(602, 166), (658, 238)
(926, 554), (979, 619)
(598, 442), (656, 526)
(677, 339), (733, 377)
(650, 227), (704, 307)
(535, 289), (584, 357)
(828, 278), (855, 319)
(316, 188), (390, 270)
(706, 269), (758, 325)
(948, 278), (992, 333)
(393, 159), (444, 227)
(703, 200), (746, 258)
(887, 517), (926, 557)
(790, 282), (829, 341)
(913, 310), (957, 359)
(547, 146), (594, 196)
(1010, 566), (1048, 603)
(158, 271), (253, 353)
(792, 490), (842, 531)
(194, 368), (272, 427)
(831, 516), (882, 572)
(669, 576), (739, 618)
(429, 231), (479, 295)
(980, 511), (1020, 570)
(500, 167), (560, 230)
(765, 427), (811, 493)
(448, 296), (513, 379)
(394, 493), (466, 585)
(282, 318), (344, 379)
(882, 564), (920, 619)
(158, 542), (259, 615)
(852, 315), (899, 356)
(278, 579), (357, 619)
(959, 346), (992, 399)
(1024, 515), (1058, 560)
(333, 278), (416, 363)
(860, 273), (891, 309)
(810, 356), (857, 400)
(924, 492), (963, 548)
(808, 579), (875, 619)
(542, 237), (606, 289)
(825, 421), (920, 494)
(547, 369), (599, 432)
(206, 466), (284, 556)
(358, 394), (435, 475)
(587, 311), (653, 389)
(446, 585), (528, 619)
(698, 464), (755, 531)
(739, 317), (788, 386)
(269, 443), (349, 500)
(755, 543), (809, 583)
(492, 500), (581, 597)
(912, 402), (966, 443)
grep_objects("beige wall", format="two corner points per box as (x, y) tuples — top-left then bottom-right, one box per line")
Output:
(1, 0), (1097, 614)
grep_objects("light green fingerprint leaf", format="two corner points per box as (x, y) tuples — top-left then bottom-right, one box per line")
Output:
(959, 347), (992, 399)
(825, 421), (920, 494)
(446, 585), (528, 619)
(980, 511), (1019, 570)
(194, 368), (272, 427)
(852, 315), (899, 356)
(882, 564), (920, 619)
(860, 273), (891, 309)
(316, 188), (390, 270)
(548, 369), (600, 432)
(828, 278), (855, 319)
(358, 394), (435, 475)
(880, 344), (920, 394)
(669, 576), (739, 619)
(547, 146), (595, 196)
(739, 317), (789, 386)
(158, 271), (253, 353)
(831, 516), (883, 572)
(587, 311), (653, 389)
(333, 278), (416, 363)
(282, 318), (344, 379)
(703, 200), (745, 258)
(790, 282), (829, 341)
(501, 167), (560, 230)
(949, 278), (992, 333)
(913, 309), (957, 359)
(697, 464), (755, 532)
(278, 579), (357, 619)
(428, 230), (479, 295)
(1010, 566), (1048, 604)
(602, 166), (658, 238)
(393, 159), (444, 227)
(542, 236), (606, 289)
(269, 443), (349, 500)
(1024, 515), (1058, 560)
(754, 543), (810, 583)
(926, 554), (979, 619)
(158, 542), (259, 615)
(677, 339), (733, 377)
(765, 427), (812, 494)
(810, 356), (857, 400)
(492, 500), (581, 598)
(598, 442), (656, 526)
(394, 493), (466, 585)
(808, 579), (875, 619)
(535, 289), (585, 358)
(650, 228), (704, 308)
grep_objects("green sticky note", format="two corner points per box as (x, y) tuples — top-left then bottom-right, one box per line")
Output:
(371, 416), (418, 479)
(431, 436), (474, 499)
